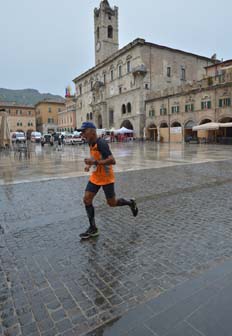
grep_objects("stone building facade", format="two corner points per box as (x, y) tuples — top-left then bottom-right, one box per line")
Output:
(35, 99), (65, 134)
(0, 102), (36, 137)
(145, 60), (232, 143)
(57, 97), (77, 132)
(73, 0), (215, 137)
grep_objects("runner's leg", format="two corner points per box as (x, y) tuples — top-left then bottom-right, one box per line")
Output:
(83, 191), (97, 228)
(103, 184), (138, 217)
(80, 182), (101, 239)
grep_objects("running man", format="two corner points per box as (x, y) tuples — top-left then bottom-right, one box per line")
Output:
(77, 121), (138, 239)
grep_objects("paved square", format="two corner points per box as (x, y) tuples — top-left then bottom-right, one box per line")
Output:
(1, 143), (232, 335)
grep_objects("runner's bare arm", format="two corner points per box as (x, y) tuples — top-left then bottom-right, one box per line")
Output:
(84, 165), (91, 172)
(96, 155), (116, 166)
(85, 155), (116, 166)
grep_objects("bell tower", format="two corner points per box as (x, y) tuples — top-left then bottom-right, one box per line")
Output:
(94, 0), (119, 65)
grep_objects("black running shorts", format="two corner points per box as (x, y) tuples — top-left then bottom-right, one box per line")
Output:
(85, 181), (115, 199)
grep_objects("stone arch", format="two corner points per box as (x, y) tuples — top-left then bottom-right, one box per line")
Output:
(218, 116), (232, 123)
(170, 121), (183, 143)
(120, 120), (133, 130)
(199, 118), (212, 125)
(147, 123), (157, 141)
(198, 118), (214, 143)
(184, 120), (196, 128)
(171, 121), (181, 127)
(184, 120), (197, 141)
(218, 116), (232, 141)
(159, 122), (168, 128)
(159, 121), (168, 143)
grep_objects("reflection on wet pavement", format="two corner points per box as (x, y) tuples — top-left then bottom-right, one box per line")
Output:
(2, 144), (232, 335)
(1, 142), (232, 184)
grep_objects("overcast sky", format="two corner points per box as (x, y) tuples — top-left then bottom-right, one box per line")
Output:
(1, 0), (231, 96)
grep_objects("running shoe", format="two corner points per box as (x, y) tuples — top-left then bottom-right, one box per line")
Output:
(79, 226), (99, 239)
(130, 199), (138, 217)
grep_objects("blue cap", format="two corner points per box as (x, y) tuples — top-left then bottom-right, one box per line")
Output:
(77, 121), (96, 132)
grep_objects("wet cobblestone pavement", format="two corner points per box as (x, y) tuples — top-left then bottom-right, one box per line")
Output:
(1, 144), (232, 335)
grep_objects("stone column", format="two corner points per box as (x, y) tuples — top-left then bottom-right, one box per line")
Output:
(157, 127), (160, 143)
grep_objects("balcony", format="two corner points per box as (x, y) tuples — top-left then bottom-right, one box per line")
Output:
(132, 64), (147, 76)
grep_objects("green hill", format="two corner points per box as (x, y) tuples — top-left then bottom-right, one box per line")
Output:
(0, 88), (65, 106)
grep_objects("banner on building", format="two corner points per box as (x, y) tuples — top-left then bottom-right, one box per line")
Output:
(170, 127), (182, 134)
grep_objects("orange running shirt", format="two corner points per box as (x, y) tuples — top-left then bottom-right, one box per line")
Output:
(89, 138), (115, 186)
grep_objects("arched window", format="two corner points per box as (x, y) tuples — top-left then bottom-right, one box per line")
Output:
(90, 112), (93, 120)
(98, 115), (103, 129)
(110, 70), (114, 81)
(97, 27), (100, 40)
(108, 25), (113, 38)
(118, 65), (122, 78)
(87, 113), (90, 121)
(127, 103), (132, 113)
(122, 104), (126, 114)
(109, 110), (114, 126)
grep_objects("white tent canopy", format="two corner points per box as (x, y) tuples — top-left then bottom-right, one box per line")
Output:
(220, 122), (232, 128)
(193, 122), (232, 131)
(115, 127), (134, 134)
(192, 122), (220, 131)
(96, 128), (106, 136)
